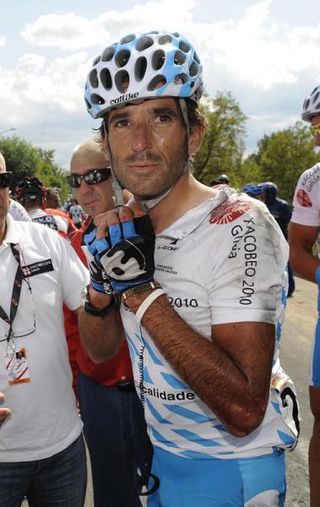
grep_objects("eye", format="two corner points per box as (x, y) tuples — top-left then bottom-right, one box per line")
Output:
(154, 113), (173, 124)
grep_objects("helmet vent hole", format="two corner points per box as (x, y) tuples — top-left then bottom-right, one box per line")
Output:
(152, 50), (166, 70)
(179, 40), (190, 53)
(89, 69), (99, 88)
(158, 34), (172, 45)
(147, 75), (167, 91)
(85, 98), (92, 110)
(172, 32), (180, 37)
(115, 70), (130, 93)
(100, 68), (112, 90)
(135, 57), (147, 81)
(115, 49), (131, 68)
(189, 62), (198, 77)
(90, 94), (105, 105)
(93, 56), (101, 65)
(136, 36), (154, 52)
(101, 47), (115, 62)
(174, 51), (186, 65)
(120, 34), (135, 44)
(175, 73), (188, 85)
(312, 92), (320, 103)
(193, 52), (200, 64)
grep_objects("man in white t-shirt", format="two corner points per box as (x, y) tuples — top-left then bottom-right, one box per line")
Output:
(0, 152), (89, 506)
(78, 30), (299, 506)
(289, 85), (320, 507)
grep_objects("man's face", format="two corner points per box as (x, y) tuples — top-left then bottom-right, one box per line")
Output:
(70, 152), (114, 217)
(311, 115), (320, 147)
(0, 155), (9, 227)
(105, 98), (191, 199)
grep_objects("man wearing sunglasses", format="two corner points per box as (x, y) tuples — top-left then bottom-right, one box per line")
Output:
(68, 137), (152, 507)
(289, 86), (320, 506)
(0, 151), (89, 506)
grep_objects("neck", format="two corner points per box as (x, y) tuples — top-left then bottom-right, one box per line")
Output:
(148, 174), (218, 233)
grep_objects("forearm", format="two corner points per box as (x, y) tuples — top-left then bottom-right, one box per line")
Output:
(289, 246), (319, 282)
(125, 291), (271, 437)
(78, 288), (124, 362)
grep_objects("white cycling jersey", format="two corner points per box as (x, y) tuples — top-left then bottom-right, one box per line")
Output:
(121, 188), (298, 459)
(291, 162), (320, 226)
(292, 163), (320, 388)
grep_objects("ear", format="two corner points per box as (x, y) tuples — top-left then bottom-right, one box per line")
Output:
(188, 124), (205, 157)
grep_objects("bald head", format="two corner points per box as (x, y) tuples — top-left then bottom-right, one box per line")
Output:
(0, 152), (6, 173)
(70, 137), (107, 170)
(69, 137), (114, 217)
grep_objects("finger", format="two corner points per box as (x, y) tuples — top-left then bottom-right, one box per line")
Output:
(95, 210), (120, 240)
(109, 223), (123, 245)
(121, 219), (137, 239)
(128, 201), (147, 218)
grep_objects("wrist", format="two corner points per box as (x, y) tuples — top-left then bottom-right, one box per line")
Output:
(88, 285), (113, 308)
(81, 285), (115, 317)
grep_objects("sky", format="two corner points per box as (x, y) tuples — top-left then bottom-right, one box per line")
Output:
(1, 0), (320, 169)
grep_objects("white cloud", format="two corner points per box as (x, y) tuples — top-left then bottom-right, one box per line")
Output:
(0, 52), (91, 125)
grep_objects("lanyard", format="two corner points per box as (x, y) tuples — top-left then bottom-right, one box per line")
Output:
(0, 244), (24, 342)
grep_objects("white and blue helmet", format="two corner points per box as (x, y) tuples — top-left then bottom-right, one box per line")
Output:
(84, 30), (203, 119)
(301, 85), (320, 122)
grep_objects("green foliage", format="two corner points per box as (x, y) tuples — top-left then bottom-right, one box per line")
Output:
(194, 91), (247, 186)
(244, 123), (320, 202)
(0, 136), (68, 200)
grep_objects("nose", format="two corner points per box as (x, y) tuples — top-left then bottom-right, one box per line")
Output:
(131, 122), (152, 153)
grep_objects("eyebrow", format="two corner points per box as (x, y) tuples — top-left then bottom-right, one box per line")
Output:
(108, 106), (179, 125)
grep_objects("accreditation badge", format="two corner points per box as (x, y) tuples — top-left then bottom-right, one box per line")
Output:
(5, 347), (31, 385)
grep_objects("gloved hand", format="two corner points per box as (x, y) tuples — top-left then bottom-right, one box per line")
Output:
(85, 214), (155, 294)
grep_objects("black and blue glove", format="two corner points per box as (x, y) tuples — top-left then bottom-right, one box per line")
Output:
(83, 221), (113, 295)
(84, 215), (155, 294)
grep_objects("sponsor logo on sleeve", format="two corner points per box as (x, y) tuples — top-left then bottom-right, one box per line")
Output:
(209, 200), (252, 224)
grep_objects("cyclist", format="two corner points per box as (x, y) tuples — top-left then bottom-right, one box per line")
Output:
(79, 30), (299, 506)
(242, 183), (264, 199)
(289, 84), (320, 506)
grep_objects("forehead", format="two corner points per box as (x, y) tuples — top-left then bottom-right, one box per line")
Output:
(71, 152), (107, 174)
(108, 97), (179, 121)
(311, 115), (320, 126)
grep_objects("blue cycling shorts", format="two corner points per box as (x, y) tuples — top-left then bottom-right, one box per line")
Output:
(310, 316), (320, 387)
(146, 446), (286, 506)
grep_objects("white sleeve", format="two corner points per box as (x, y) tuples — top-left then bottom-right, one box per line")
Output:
(207, 201), (288, 325)
(291, 164), (320, 227)
(47, 230), (90, 310)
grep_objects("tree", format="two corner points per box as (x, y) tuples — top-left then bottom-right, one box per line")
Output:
(245, 123), (320, 202)
(0, 136), (69, 200)
(194, 91), (247, 185)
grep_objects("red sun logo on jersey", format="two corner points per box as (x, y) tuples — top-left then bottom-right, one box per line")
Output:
(296, 189), (312, 207)
(210, 200), (252, 224)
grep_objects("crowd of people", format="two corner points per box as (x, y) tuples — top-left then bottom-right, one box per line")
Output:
(0, 29), (319, 506)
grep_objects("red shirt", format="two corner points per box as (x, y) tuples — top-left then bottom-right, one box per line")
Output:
(68, 218), (134, 386)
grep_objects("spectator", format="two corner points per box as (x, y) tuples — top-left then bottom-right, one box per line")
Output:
(0, 151), (89, 506)
(67, 137), (152, 507)
(210, 173), (230, 186)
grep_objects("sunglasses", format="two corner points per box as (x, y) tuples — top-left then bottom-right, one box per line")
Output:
(311, 124), (320, 135)
(0, 171), (12, 189)
(67, 168), (111, 188)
